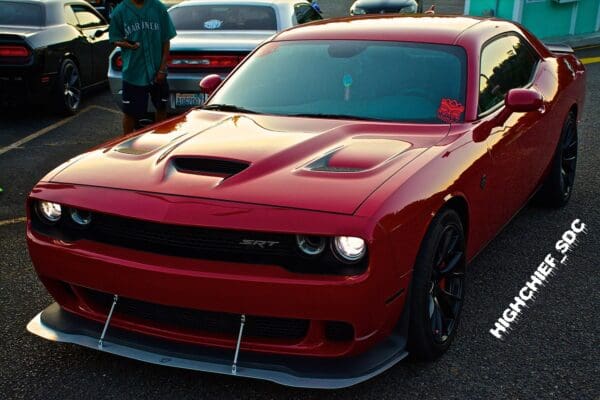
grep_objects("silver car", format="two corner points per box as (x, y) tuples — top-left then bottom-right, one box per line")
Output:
(108, 0), (322, 114)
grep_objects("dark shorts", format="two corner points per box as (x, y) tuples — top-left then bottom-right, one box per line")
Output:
(122, 80), (169, 119)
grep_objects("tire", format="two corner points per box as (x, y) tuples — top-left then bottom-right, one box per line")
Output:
(54, 59), (81, 115)
(408, 208), (466, 361)
(535, 111), (578, 208)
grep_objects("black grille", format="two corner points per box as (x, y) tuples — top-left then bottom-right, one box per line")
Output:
(82, 288), (309, 340)
(172, 157), (249, 177)
(88, 213), (293, 259)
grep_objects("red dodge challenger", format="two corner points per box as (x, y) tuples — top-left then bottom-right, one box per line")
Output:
(26, 16), (585, 388)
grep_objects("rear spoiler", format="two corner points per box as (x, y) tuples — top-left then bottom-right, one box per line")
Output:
(545, 43), (575, 54)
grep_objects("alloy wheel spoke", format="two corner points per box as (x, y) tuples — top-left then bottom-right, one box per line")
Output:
(430, 300), (444, 336)
(440, 287), (462, 302)
(69, 70), (79, 86)
(436, 291), (455, 319)
(440, 251), (463, 276)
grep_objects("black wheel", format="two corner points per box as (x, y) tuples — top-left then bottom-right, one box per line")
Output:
(408, 208), (466, 360)
(536, 111), (578, 208)
(55, 59), (81, 115)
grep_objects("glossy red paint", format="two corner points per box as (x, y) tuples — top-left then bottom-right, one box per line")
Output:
(198, 74), (223, 95)
(505, 88), (544, 112)
(27, 16), (586, 362)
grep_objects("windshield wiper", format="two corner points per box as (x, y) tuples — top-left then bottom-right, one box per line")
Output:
(202, 104), (260, 114)
(286, 113), (385, 121)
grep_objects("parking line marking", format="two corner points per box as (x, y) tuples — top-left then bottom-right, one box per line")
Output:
(93, 105), (121, 114)
(0, 105), (119, 156)
(581, 56), (600, 65)
(0, 217), (26, 226)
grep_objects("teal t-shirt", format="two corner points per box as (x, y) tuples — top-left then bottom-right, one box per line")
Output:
(109, 0), (177, 86)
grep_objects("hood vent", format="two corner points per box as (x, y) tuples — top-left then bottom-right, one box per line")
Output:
(172, 157), (249, 177)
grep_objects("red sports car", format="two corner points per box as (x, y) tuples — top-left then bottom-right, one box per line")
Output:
(26, 16), (585, 388)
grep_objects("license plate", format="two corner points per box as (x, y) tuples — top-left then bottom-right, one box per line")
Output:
(175, 92), (204, 107)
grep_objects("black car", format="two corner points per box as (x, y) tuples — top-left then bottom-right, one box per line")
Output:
(350, 0), (423, 15)
(86, 0), (117, 20)
(0, 0), (111, 114)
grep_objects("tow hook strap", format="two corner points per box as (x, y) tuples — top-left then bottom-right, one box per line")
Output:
(232, 314), (246, 375)
(98, 294), (119, 349)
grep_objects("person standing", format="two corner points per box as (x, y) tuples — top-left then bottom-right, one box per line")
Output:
(109, 0), (176, 134)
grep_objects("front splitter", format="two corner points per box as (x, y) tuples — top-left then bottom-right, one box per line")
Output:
(27, 303), (408, 389)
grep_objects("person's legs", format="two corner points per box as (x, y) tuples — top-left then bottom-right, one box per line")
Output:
(151, 79), (169, 123)
(122, 81), (149, 135)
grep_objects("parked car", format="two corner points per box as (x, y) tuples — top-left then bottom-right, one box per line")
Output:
(87, 0), (183, 20)
(108, 0), (322, 114)
(26, 15), (585, 388)
(0, 0), (111, 114)
(85, 0), (116, 19)
(350, 0), (422, 15)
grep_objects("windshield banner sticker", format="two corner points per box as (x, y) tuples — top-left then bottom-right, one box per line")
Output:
(437, 98), (465, 123)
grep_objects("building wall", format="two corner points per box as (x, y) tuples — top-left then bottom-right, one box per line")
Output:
(466, 0), (600, 39)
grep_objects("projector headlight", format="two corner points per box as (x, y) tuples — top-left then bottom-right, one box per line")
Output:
(37, 201), (62, 223)
(332, 236), (366, 262)
(70, 208), (92, 226)
(350, 6), (366, 15)
(296, 235), (327, 256)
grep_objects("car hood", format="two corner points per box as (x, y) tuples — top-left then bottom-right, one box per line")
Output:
(49, 111), (448, 214)
(170, 31), (274, 52)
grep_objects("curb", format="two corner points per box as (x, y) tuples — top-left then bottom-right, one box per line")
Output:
(543, 32), (600, 50)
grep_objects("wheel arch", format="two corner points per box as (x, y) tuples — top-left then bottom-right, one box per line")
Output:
(441, 194), (470, 245)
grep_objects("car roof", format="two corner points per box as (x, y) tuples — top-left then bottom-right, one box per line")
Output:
(274, 15), (511, 45)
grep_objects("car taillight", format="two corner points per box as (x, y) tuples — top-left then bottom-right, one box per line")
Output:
(112, 52), (123, 71)
(0, 45), (30, 58)
(167, 54), (246, 70)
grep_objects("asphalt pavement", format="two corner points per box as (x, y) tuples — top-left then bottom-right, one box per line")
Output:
(1, 30), (599, 400)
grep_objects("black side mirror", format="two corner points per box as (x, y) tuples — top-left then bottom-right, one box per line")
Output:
(94, 28), (108, 38)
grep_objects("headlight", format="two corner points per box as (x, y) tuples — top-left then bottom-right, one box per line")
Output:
(37, 201), (62, 223)
(332, 236), (366, 262)
(296, 235), (326, 256)
(70, 208), (92, 226)
(401, 4), (418, 13)
(350, 6), (366, 15)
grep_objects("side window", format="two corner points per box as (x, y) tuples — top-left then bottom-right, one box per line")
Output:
(294, 3), (322, 24)
(64, 5), (78, 26)
(479, 34), (539, 114)
(71, 4), (105, 28)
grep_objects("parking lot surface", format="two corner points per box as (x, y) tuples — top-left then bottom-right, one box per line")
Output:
(1, 11), (599, 400)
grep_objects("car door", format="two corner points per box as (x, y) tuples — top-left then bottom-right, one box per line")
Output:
(474, 33), (547, 229)
(63, 4), (93, 85)
(71, 3), (110, 84)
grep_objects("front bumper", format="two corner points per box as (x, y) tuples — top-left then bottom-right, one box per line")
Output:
(28, 303), (408, 389)
(27, 183), (412, 386)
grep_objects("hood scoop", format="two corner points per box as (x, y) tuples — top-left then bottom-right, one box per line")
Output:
(172, 157), (250, 178)
(304, 139), (412, 173)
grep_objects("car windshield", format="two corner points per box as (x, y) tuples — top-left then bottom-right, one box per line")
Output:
(208, 40), (467, 123)
(0, 2), (44, 26)
(169, 5), (277, 31)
